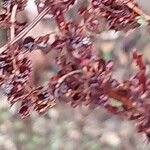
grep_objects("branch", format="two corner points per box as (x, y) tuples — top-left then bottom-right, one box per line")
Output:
(10, 4), (18, 40)
(0, 6), (51, 53)
(126, 1), (150, 21)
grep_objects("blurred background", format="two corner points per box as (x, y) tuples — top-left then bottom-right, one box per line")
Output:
(1, 0), (150, 150)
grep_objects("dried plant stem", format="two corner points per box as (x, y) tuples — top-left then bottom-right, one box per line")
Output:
(126, 1), (150, 21)
(108, 90), (136, 108)
(10, 4), (18, 40)
(56, 70), (82, 88)
(0, 6), (51, 52)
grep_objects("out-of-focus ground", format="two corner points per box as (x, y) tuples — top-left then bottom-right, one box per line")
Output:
(1, 1), (150, 150)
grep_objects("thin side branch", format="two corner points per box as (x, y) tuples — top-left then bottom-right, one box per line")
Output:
(56, 70), (82, 88)
(10, 4), (18, 40)
(0, 6), (51, 53)
(126, 1), (150, 21)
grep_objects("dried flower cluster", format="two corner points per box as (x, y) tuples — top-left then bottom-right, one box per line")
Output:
(1, 0), (150, 141)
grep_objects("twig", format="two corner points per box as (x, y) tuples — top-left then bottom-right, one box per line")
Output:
(108, 90), (136, 108)
(0, 6), (51, 53)
(56, 70), (82, 88)
(10, 4), (18, 40)
(126, 1), (150, 21)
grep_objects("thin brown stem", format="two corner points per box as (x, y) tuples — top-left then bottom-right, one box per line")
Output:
(10, 4), (18, 40)
(0, 6), (51, 52)
(126, 1), (150, 21)
(108, 90), (136, 108)
(56, 70), (82, 88)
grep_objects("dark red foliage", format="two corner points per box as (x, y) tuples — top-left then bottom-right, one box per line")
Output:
(1, 0), (150, 141)
(91, 0), (139, 31)
(0, 50), (14, 75)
